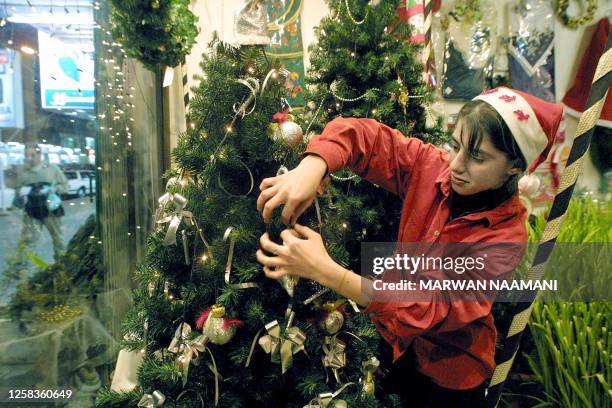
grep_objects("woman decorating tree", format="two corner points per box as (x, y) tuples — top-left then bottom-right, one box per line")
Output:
(255, 87), (562, 406)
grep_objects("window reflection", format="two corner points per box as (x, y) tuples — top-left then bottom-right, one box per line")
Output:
(0, 0), (162, 402)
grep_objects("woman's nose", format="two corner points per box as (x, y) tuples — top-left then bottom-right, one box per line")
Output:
(449, 152), (467, 174)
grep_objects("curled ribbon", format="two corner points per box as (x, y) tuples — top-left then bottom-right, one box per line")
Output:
(322, 335), (346, 384)
(256, 312), (307, 374)
(233, 69), (286, 118)
(156, 193), (193, 246)
(303, 382), (355, 408)
(167, 323), (221, 405)
(223, 227), (258, 290)
(138, 390), (165, 408)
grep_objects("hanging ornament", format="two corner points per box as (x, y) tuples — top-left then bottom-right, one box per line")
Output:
(234, 0), (269, 45)
(318, 301), (345, 335)
(518, 174), (541, 197)
(269, 110), (304, 149)
(303, 383), (355, 408)
(278, 274), (300, 297)
(361, 357), (379, 396)
(151, 0), (160, 9)
(196, 305), (243, 345)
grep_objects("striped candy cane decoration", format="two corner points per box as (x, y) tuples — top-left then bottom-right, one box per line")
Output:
(485, 33), (611, 407)
(422, 0), (434, 85)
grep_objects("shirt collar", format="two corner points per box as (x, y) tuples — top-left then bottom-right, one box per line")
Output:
(435, 165), (525, 227)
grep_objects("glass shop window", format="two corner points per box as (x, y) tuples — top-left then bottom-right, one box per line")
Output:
(0, 1), (163, 406)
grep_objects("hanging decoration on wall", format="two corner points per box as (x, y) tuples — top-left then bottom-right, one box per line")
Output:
(234, 0), (270, 45)
(108, 0), (198, 72)
(435, 0), (498, 100)
(554, 0), (598, 29)
(266, 0), (306, 106)
(507, 0), (556, 102)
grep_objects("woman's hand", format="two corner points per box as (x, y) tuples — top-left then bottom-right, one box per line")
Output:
(256, 224), (334, 283)
(256, 155), (328, 225)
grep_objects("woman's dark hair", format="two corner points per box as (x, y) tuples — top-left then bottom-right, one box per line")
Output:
(456, 100), (527, 193)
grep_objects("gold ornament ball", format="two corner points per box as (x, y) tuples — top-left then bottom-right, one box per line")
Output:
(321, 310), (344, 334)
(273, 121), (303, 149)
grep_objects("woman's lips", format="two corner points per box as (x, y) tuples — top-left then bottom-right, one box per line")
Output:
(451, 175), (469, 184)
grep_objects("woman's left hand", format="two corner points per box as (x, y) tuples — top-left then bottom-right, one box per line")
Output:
(256, 223), (333, 283)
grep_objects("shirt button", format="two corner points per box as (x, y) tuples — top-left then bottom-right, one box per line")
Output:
(433, 230), (440, 237)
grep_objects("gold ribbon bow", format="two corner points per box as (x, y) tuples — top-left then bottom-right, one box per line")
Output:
(303, 382), (355, 408)
(322, 335), (346, 384)
(167, 323), (221, 405)
(257, 312), (306, 374)
(138, 390), (166, 408)
(156, 193), (193, 246)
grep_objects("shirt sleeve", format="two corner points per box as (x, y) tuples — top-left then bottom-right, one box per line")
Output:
(302, 117), (432, 199)
(363, 241), (526, 362)
(53, 166), (70, 195)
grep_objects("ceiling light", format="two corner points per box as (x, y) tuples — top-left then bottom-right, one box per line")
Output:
(20, 46), (36, 55)
(8, 13), (94, 25)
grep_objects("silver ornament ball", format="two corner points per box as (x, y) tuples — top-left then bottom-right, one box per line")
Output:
(274, 121), (304, 148)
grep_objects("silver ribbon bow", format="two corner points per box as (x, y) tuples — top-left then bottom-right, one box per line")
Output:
(303, 382), (355, 408)
(322, 335), (346, 384)
(156, 192), (193, 246)
(167, 323), (221, 405)
(257, 312), (307, 374)
(138, 390), (166, 408)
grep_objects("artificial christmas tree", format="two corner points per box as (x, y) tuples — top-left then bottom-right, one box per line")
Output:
(96, 36), (401, 407)
(97, 1), (444, 406)
(299, 0), (446, 270)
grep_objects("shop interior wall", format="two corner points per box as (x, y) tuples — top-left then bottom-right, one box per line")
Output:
(182, 0), (610, 191)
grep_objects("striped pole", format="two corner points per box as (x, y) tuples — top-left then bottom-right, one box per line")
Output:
(182, 60), (191, 129)
(485, 34), (611, 407)
(422, 0), (435, 86)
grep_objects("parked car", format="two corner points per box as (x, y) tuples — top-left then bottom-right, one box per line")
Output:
(63, 170), (96, 197)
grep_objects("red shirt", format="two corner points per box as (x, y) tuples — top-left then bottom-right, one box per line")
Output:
(304, 118), (527, 390)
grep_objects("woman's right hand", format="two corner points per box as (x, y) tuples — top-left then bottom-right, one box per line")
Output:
(257, 154), (328, 225)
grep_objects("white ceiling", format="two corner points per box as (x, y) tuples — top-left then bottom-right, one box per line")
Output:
(1, 0), (95, 44)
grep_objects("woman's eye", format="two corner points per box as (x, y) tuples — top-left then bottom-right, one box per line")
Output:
(470, 155), (485, 163)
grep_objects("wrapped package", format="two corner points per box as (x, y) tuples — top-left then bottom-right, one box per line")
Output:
(507, 0), (555, 102)
(433, 0), (497, 100)
(234, 0), (270, 45)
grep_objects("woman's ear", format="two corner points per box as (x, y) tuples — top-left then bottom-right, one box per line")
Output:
(507, 161), (524, 176)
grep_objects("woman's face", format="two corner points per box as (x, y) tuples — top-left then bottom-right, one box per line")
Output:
(448, 120), (522, 195)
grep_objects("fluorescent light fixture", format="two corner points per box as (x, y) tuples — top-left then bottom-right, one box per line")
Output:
(8, 13), (94, 25)
(20, 45), (36, 55)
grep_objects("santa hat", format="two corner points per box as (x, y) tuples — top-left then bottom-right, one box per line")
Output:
(473, 87), (564, 173)
(562, 18), (611, 128)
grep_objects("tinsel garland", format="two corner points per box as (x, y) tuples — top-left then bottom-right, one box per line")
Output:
(555, 0), (597, 29)
(109, 0), (199, 71)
